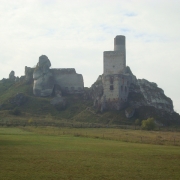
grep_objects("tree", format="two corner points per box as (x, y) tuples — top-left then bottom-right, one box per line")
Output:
(141, 118), (155, 130)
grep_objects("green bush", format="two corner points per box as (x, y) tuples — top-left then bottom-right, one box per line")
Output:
(141, 118), (155, 130)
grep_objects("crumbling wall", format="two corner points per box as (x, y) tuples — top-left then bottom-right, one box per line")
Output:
(51, 69), (84, 94)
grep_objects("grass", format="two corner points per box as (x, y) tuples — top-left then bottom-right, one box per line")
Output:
(1, 127), (180, 180)
(22, 126), (180, 146)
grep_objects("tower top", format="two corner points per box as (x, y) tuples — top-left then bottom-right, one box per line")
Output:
(114, 35), (126, 51)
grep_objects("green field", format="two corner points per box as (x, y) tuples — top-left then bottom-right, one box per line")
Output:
(1, 127), (180, 180)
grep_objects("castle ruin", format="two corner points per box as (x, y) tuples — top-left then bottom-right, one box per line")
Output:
(33, 55), (84, 97)
(100, 35), (136, 110)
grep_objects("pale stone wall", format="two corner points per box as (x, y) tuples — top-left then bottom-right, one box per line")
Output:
(114, 35), (126, 54)
(103, 35), (126, 76)
(102, 35), (128, 106)
(103, 51), (125, 75)
(119, 74), (131, 100)
(33, 55), (84, 96)
(103, 74), (131, 102)
(103, 75), (120, 100)
(51, 69), (84, 93)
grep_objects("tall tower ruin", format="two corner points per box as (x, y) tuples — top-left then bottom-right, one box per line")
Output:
(101, 35), (131, 110)
(103, 35), (126, 75)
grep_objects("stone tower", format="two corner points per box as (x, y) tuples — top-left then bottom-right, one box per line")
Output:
(103, 35), (126, 75)
(102, 35), (131, 110)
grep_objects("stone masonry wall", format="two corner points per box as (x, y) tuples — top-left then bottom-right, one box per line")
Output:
(51, 69), (84, 94)
(103, 51), (125, 75)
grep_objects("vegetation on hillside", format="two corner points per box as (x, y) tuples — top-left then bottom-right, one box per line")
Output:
(0, 78), (179, 127)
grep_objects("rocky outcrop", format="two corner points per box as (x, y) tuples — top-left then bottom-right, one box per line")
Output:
(128, 79), (174, 113)
(90, 75), (103, 107)
(50, 96), (67, 110)
(33, 55), (55, 96)
(125, 107), (135, 118)
(9, 71), (16, 81)
(91, 68), (174, 116)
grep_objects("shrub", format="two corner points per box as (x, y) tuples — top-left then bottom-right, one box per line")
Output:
(141, 118), (155, 130)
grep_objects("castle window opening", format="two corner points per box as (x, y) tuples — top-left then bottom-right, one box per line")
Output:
(110, 85), (114, 90)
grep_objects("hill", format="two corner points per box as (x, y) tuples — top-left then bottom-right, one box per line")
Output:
(0, 77), (179, 127)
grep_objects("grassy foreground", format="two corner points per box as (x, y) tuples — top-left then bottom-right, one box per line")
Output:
(1, 127), (180, 180)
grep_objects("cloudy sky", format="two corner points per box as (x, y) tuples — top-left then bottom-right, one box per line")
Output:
(0, 0), (180, 113)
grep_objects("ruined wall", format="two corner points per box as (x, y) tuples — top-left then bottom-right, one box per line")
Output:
(33, 55), (84, 97)
(92, 35), (175, 114)
(51, 69), (84, 94)
(103, 75), (120, 100)
(103, 74), (131, 101)
(102, 35), (128, 108)
(25, 66), (35, 83)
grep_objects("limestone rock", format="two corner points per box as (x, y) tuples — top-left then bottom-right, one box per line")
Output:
(9, 71), (16, 81)
(50, 96), (67, 110)
(127, 78), (174, 113)
(1, 78), (7, 83)
(137, 79), (173, 112)
(125, 107), (135, 118)
(91, 74), (174, 115)
(33, 55), (54, 96)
